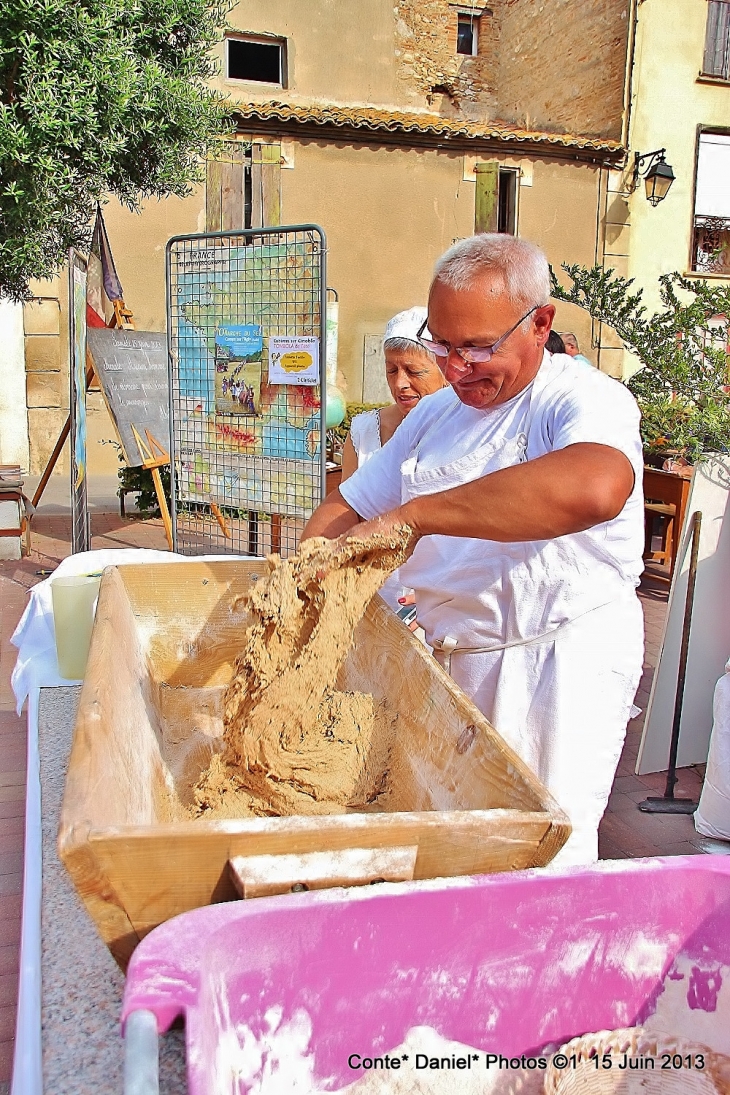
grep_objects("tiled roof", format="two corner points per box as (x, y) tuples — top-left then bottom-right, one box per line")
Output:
(234, 100), (624, 155)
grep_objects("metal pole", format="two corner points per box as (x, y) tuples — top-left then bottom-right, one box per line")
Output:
(639, 510), (702, 815)
(123, 1009), (159, 1095)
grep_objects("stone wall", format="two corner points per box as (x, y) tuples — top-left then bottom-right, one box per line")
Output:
(23, 286), (67, 476)
(395, 0), (499, 119)
(393, 0), (630, 137)
(495, 0), (630, 140)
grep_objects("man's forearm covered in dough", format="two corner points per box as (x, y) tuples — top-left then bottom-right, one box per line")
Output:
(303, 441), (634, 545)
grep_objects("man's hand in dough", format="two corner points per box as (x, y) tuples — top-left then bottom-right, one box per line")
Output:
(305, 513), (419, 584)
(333, 511), (420, 564)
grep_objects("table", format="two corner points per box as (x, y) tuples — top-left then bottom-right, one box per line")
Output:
(37, 686), (186, 1094)
(10, 550), (252, 1095)
(643, 466), (692, 579)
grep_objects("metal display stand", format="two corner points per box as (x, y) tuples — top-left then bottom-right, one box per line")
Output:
(68, 249), (90, 553)
(166, 225), (327, 558)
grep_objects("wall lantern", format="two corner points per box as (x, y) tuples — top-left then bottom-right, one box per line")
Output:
(632, 148), (676, 206)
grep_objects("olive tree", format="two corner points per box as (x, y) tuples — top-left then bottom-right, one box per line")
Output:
(0, 0), (231, 299)
(551, 264), (730, 460)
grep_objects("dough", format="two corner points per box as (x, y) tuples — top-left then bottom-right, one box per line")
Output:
(194, 527), (414, 818)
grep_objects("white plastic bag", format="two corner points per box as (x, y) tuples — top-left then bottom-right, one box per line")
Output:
(695, 656), (730, 841)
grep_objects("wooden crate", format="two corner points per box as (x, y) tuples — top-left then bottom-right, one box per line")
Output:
(58, 562), (569, 968)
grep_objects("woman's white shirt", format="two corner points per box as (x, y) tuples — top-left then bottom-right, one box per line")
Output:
(349, 409), (382, 465)
(349, 408), (404, 611)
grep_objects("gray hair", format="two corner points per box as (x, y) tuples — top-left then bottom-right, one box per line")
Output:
(433, 234), (551, 321)
(560, 331), (579, 347)
(384, 336), (436, 363)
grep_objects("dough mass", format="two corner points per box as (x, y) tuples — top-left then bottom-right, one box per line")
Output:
(193, 528), (413, 818)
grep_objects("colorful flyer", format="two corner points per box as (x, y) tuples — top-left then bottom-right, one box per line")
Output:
(268, 336), (320, 386)
(215, 324), (263, 414)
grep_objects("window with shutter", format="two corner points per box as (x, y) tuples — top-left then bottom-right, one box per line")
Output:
(702, 0), (730, 79)
(691, 132), (730, 273)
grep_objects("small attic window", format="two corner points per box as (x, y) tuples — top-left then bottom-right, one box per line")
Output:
(227, 37), (284, 85)
(457, 14), (479, 56)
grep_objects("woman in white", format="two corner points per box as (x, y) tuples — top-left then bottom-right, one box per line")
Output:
(340, 307), (447, 611)
(341, 307), (447, 480)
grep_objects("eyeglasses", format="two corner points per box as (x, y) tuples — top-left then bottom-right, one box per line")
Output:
(417, 305), (539, 365)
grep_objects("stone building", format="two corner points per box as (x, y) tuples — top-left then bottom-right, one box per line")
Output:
(1, 0), (635, 476)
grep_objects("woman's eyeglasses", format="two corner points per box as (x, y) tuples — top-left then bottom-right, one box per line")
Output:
(416, 306), (538, 365)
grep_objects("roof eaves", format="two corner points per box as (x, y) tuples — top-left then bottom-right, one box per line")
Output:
(233, 101), (625, 157)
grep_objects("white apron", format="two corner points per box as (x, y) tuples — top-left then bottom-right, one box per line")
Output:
(398, 375), (644, 867)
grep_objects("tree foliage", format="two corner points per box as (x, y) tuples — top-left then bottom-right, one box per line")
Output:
(551, 265), (730, 459)
(0, 0), (231, 299)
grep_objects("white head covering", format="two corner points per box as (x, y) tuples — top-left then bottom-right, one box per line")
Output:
(383, 306), (429, 348)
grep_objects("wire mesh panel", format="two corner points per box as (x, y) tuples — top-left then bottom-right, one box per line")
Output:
(166, 226), (326, 557)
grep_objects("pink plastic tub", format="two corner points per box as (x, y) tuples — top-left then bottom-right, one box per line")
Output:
(122, 857), (730, 1093)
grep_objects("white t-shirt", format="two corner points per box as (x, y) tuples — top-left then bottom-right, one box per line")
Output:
(339, 353), (645, 648)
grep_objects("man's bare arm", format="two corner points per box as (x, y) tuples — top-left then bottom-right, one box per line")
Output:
(400, 443), (634, 542)
(303, 490), (362, 539)
(304, 443), (634, 546)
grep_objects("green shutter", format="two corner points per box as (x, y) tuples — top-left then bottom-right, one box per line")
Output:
(475, 161), (499, 234)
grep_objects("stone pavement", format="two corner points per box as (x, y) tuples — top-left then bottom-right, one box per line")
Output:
(0, 479), (724, 1090)
(598, 572), (709, 860)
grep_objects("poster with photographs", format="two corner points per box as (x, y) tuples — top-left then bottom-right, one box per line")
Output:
(214, 324), (263, 414)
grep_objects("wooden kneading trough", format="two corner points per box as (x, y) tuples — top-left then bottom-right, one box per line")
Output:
(58, 555), (570, 969)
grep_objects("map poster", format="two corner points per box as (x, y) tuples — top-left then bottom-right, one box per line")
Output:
(214, 324), (263, 415)
(268, 336), (320, 386)
(167, 230), (326, 556)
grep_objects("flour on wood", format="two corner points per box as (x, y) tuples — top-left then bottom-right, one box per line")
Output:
(193, 528), (414, 819)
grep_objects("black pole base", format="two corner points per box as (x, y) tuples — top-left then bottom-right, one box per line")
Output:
(638, 796), (697, 815)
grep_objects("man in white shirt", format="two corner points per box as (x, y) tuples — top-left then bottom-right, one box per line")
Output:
(303, 234), (644, 866)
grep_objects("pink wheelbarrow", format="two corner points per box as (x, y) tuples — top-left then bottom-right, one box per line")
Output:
(121, 856), (730, 1094)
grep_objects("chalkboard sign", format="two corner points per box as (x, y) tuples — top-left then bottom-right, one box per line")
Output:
(87, 328), (171, 467)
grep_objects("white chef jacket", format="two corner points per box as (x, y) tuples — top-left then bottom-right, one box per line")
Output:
(340, 352), (645, 865)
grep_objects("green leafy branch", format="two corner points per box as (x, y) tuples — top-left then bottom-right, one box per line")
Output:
(551, 264), (730, 459)
(0, 0), (234, 298)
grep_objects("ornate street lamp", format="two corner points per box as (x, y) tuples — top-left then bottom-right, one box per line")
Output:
(632, 148), (676, 206)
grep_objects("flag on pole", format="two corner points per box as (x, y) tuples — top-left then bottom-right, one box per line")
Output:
(86, 205), (123, 328)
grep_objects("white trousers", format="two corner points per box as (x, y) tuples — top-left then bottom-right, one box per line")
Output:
(447, 595), (645, 867)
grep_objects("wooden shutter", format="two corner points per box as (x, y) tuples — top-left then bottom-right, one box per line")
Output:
(475, 161), (499, 234)
(205, 142), (249, 232)
(703, 0), (730, 77)
(251, 142), (282, 228)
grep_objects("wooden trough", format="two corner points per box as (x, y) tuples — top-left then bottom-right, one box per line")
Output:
(58, 561), (570, 969)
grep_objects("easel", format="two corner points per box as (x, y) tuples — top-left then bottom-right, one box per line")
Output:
(130, 427), (174, 549)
